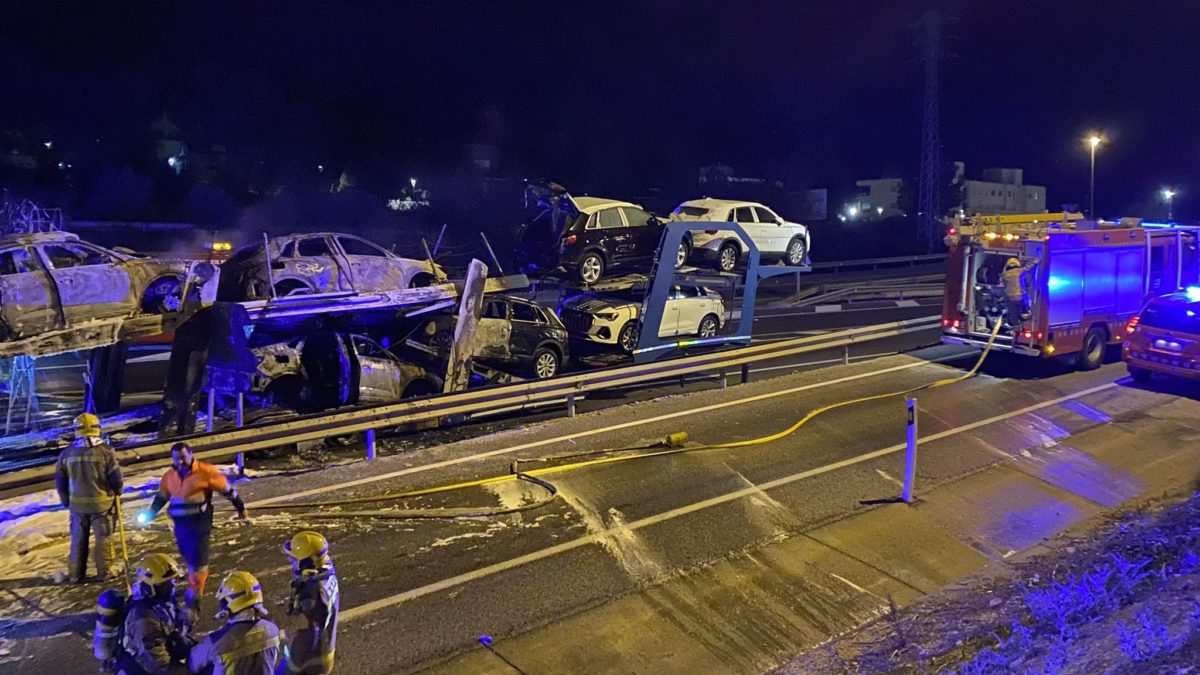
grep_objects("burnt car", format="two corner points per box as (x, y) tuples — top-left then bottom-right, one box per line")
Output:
(0, 231), (217, 340)
(218, 232), (444, 301)
(514, 182), (667, 285)
(423, 295), (569, 379)
(252, 332), (440, 411)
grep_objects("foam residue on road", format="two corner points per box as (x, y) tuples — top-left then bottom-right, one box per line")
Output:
(558, 489), (665, 585)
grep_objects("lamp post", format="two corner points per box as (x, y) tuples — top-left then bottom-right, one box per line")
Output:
(1088, 135), (1102, 219)
(1162, 189), (1176, 221)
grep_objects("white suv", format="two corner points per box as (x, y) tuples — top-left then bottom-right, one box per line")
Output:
(668, 198), (811, 272)
(560, 286), (725, 353)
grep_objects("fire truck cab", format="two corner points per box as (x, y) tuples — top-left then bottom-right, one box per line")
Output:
(942, 212), (1200, 369)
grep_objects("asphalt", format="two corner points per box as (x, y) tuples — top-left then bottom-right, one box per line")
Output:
(9, 336), (1200, 674)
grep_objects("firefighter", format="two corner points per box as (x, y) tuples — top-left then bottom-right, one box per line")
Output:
(279, 531), (339, 674)
(56, 412), (123, 582)
(139, 442), (247, 612)
(1002, 257), (1034, 329)
(118, 552), (192, 675)
(189, 571), (281, 675)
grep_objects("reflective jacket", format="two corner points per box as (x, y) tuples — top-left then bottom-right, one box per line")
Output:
(189, 611), (280, 675)
(56, 438), (122, 514)
(283, 571), (339, 674)
(121, 596), (190, 675)
(1002, 266), (1031, 301)
(157, 460), (230, 519)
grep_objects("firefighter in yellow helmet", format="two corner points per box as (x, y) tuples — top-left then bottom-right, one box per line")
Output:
(280, 531), (339, 674)
(189, 571), (281, 675)
(118, 552), (192, 675)
(1001, 257), (1035, 331)
(56, 413), (123, 582)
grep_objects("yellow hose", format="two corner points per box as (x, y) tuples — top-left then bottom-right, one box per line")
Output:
(256, 318), (1005, 517)
(114, 497), (132, 593)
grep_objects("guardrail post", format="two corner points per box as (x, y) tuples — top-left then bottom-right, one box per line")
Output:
(741, 363), (750, 384)
(235, 393), (245, 476)
(366, 428), (377, 461)
(842, 344), (850, 365)
(718, 369), (727, 389)
(206, 389), (215, 433)
(902, 398), (917, 503)
(567, 393), (576, 417)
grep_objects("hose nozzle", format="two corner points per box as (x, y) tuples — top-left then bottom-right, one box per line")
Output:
(662, 432), (688, 448)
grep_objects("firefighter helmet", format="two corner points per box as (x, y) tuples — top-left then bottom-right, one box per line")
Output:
(135, 553), (182, 587)
(1005, 257), (1021, 269)
(283, 531), (332, 575)
(217, 571), (264, 615)
(75, 413), (101, 438)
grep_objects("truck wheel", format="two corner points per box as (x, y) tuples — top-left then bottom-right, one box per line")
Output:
(1127, 365), (1152, 384)
(577, 253), (605, 284)
(717, 243), (739, 273)
(784, 237), (807, 266)
(618, 321), (640, 353)
(1078, 326), (1107, 370)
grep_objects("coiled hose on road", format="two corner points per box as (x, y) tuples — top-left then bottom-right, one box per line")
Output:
(251, 319), (1006, 520)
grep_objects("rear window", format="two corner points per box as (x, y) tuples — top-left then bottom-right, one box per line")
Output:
(1140, 301), (1200, 333)
(673, 206), (710, 218)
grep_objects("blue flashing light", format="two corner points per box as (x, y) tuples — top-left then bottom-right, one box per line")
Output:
(1186, 286), (1200, 303)
(136, 511), (152, 525)
(1188, 311), (1196, 317)
(479, 635), (494, 646)
(1047, 275), (1071, 291)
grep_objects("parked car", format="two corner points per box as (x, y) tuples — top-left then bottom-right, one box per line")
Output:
(1123, 289), (1200, 384)
(560, 286), (725, 353)
(218, 232), (443, 301)
(423, 295), (569, 379)
(251, 332), (440, 410)
(0, 231), (218, 341)
(514, 182), (667, 285)
(668, 198), (811, 272)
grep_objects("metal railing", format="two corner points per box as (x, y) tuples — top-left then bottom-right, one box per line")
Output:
(0, 316), (942, 495)
(809, 253), (947, 273)
(788, 283), (945, 308)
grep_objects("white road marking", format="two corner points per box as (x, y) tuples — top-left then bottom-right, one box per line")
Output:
(895, 300), (920, 308)
(341, 381), (1118, 621)
(827, 572), (874, 596)
(814, 305), (842, 313)
(256, 356), (966, 507)
(757, 301), (940, 319)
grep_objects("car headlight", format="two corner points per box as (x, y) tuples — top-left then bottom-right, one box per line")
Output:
(596, 311), (618, 321)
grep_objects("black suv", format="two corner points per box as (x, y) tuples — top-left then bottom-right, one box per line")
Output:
(514, 182), (666, 284)
(424, 295), (570, 379)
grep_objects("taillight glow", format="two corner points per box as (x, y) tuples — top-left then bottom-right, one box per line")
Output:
(1022, 330), (1032, 339)
(562, 234), (577, 246)
(942, 318), (949, 326)
(951, 319), (960, 329)
(1125, 316), (1140, 334)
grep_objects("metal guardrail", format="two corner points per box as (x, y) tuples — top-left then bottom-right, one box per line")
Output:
(809, 253), (947, 273)
(790, 283), (945, 308)
(0, 316), (942, 495)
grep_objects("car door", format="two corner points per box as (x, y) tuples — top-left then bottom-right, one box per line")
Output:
(0, 246), (58, 337)
(475, 298), (514, 361)
(659, 286), (684, 337)
(674, 286), (708, 335)
(335, 235), (405, 292)
(508, 300), (545, 360)
(349, 334), (403, 402)
(594, 207), (634, 262)
(38, 242), (133, 324)
(753, 206), (785, 254)
(619, 206), (661, 263)
(286, 236), (353, 293)
(731, 206), (764, 255)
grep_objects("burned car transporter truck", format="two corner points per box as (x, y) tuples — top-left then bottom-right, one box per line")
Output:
(941, 212), (1200, 369)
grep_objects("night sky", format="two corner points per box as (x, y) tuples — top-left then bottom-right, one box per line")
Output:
(1, 0), (1198, 219)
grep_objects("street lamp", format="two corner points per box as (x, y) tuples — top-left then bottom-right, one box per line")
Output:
(1162, 188), (1176, 221)
(1087, 135), (1102, 219)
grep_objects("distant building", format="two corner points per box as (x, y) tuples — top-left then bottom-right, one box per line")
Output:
(840, 178), (906, 222)
(952, 163), (1046, 216)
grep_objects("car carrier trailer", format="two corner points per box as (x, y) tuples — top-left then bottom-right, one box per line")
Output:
(941, 212), (1200, 369)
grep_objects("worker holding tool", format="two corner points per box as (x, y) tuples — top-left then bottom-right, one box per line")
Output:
(189, 570), (281, 675)
(1002, 257), (1035, 331)
(117, 552), (193, 675)
(139, 442), (247, 613)
(57, 412), (124, 583)
(279, 531), (339, 675)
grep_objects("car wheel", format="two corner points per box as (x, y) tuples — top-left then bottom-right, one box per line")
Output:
(577, 253), (605, 285)
(273, 280), (313, 298)
(140, 277), (183, 314)
(1078, 326), (1107, 371)
(697, 314), (719, 338)
(1127, 365), (1152, 384)
(785, 237), (807, 266)
(618, 321), (640, 353)
(532, 348), (560, 379)
(676, 239), (691, 268)
(717, 243), (739, 273)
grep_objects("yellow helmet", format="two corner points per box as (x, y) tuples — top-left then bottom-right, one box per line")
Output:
(217, 571), (264, 615)
(283, 531), (332, 575)
(1005, 257), (1021, 269)
(75, 413), (101, 438)
(135, 553), (182, 587)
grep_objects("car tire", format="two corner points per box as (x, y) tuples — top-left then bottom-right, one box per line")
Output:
(676, 238), (691, 269)
(697, 314), (719, 338)
(717, 243), (739, 273)
(617, 321), (640, 353)
(1128, 365), (1152, 384)
(577, 252), (605, 285)
(531, 347), (560, 379)
(140, 276), (183, 314)
(784, 237), (807, 266)
(273, 280), (313, 298)
(1078, 325), (1107, 371)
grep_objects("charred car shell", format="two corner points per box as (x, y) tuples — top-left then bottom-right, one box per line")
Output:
(218, 232), (445, 301)
(0, 231), (218, 341)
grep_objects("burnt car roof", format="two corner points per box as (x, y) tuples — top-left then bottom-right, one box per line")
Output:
(0, 231), (84, 247)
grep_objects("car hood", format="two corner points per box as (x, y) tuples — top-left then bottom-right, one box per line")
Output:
(563, 295), (638, 314)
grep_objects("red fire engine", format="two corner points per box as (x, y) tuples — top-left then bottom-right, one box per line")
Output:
(941, 212), (1199, 368)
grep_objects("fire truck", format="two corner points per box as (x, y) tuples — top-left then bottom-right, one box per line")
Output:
(941, 212), (1200, 369)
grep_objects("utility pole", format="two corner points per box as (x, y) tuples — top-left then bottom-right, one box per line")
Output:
(917, 10), (942, 253)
